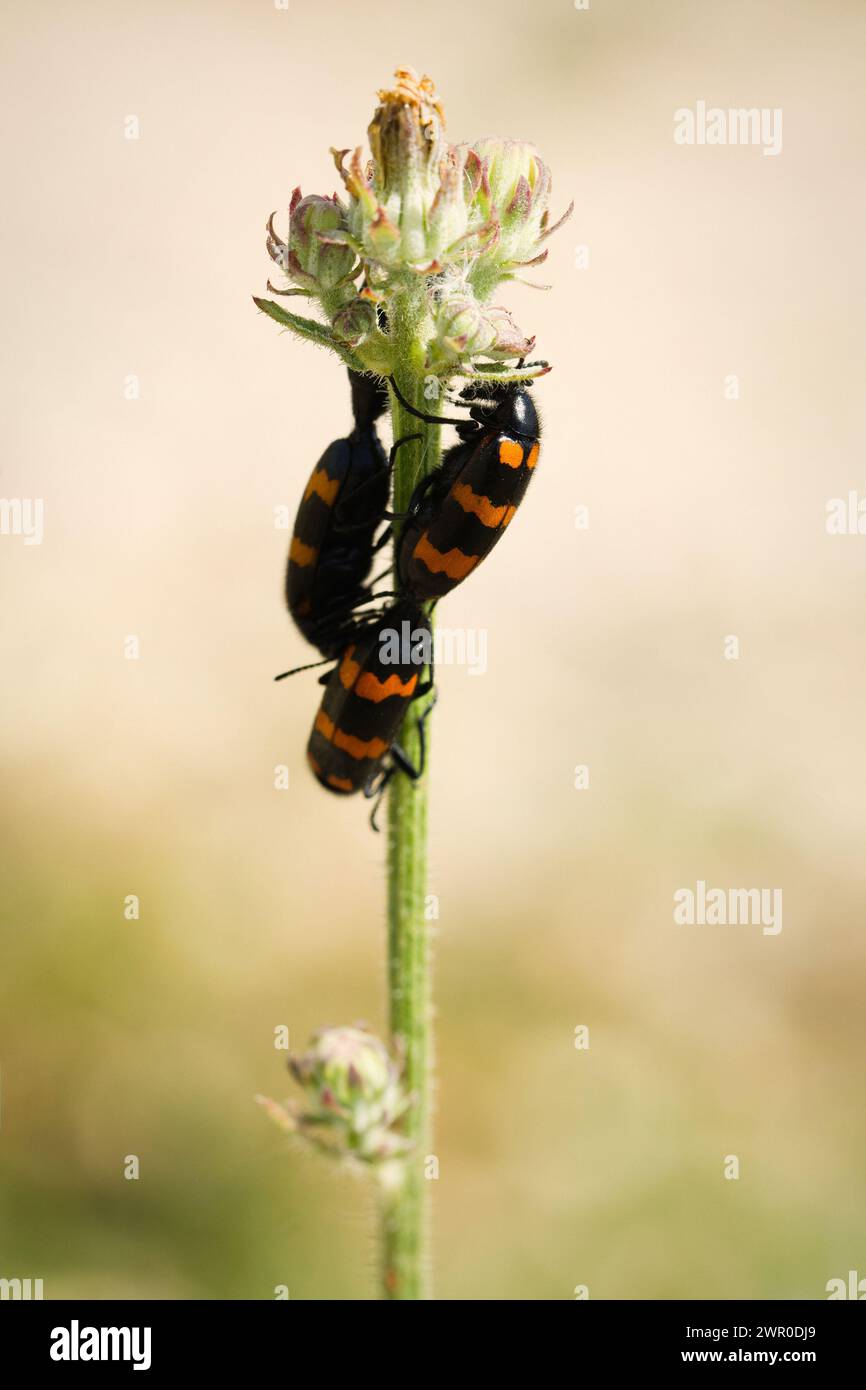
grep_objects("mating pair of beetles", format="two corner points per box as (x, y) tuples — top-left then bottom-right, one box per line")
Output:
(278, 363), (543, 824)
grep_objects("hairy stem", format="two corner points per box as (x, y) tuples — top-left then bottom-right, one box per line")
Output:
(381, 293), (440, 1300)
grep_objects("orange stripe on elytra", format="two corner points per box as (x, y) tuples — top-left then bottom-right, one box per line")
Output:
(333, 728), (389, 761)
(499, 439), (524, 468)
(315, 709), (335, 741)
(314, 706), (388, 762)
(413, 533), (480, 581)
(326, 773), (354, 792)
(338, 645), (360, 689)
(356, 670), (418, 703)
(303, 467), (341, 507)
(525, 442), (540, 469)
(451, 481), (510, 529)
(290, 536), (318, 567)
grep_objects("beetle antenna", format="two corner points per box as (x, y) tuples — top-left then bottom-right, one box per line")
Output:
(388, 375), (465, 426)
(274, 658), (332, 681)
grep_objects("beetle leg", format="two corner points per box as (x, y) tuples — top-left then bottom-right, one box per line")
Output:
(383, 469), (438, 522)
(388, 432), (423, 469)
(364, 766), (393, 831)
(392, 690), (437, 778)
(364, 686), (437, 830)
(372, 527), (393, 553)
(333, 433), (423, 533)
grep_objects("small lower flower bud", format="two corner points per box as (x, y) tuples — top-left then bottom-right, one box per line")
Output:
(332, 298), (377, 347)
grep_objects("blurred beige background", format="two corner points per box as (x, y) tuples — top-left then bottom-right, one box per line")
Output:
(1, 0), (864, 1299)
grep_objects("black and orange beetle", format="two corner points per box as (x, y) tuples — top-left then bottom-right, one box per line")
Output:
(285, 370), (397, 657)
(306, 599), (434, 820)
(390, 373), (542, 602)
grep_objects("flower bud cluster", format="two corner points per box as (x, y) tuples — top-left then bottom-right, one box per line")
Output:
(262, 67), (571, 378)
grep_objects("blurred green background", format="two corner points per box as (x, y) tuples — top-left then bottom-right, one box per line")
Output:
(2, 0), (865, 1298)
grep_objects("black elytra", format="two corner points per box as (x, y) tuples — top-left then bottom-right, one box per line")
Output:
(391, 374), (543, 602)
(285, 369), (392, 658)
(306, 599), (434, 821)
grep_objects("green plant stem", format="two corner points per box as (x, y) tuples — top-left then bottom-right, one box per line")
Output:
(381, 295), (440, 1300)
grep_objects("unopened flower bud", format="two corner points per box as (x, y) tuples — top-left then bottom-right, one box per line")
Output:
(289, 1028), (400, 1123)
(331, 297), (377, 347)
(268, 190), (357, 295)
(430, 284), (533, 368)
(467, 138), (572, 296)
(430, 287), (495, 365)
